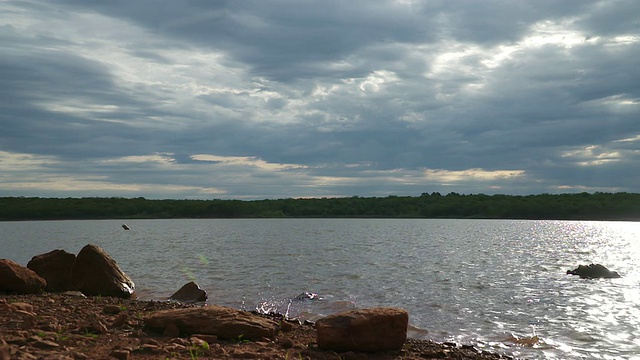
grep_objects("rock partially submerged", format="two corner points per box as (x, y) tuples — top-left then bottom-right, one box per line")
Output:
(567, 263), (621, 279)
(27, 249), (76, 292)
(315, 307), (408, 352)
(0, 259), (47, 294)
(71, 244), (135, 298)
(144, 305), (279, 340)
(169, 281), (207, 303)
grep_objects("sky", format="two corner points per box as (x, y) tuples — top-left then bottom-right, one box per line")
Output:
(1, 1), (639, 200)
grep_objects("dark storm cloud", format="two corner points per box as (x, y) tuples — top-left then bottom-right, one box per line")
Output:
(1, 0), (638, 199)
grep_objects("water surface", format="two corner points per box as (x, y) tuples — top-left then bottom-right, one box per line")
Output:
(2, 218), (639, 359)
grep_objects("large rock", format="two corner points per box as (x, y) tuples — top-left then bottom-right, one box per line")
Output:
(169, 281), (207, 303)
(27, 249), (76, 292)
(71, 244), (135, 298)
(0, 259), (47, 294)
(315, 307), (408, 352)
(567, 263), (621, 279)
(144, 306), (278, 340)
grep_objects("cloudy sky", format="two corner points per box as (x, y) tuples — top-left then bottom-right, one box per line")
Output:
(1, 1), (639, 200)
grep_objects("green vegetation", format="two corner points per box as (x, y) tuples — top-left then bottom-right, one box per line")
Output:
(1, 192), (640, 221)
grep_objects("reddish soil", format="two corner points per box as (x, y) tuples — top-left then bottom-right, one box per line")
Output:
(0, 293), (516, 359)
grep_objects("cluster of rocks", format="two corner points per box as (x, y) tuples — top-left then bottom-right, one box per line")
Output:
(1, 244), (134, 298)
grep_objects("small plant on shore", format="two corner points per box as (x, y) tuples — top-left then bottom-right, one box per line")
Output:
(82, 330), (98, 339)
(188, 340), (209, 360)
(285, 351), (303, 360)
(235, 334), (250, 343)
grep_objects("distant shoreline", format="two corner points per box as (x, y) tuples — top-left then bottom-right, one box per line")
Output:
(2, 193), (640, 222)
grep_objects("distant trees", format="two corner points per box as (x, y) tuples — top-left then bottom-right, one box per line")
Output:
(1, 192), (640, 221)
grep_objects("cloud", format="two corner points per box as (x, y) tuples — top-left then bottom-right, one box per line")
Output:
(0, 0), (639, 199)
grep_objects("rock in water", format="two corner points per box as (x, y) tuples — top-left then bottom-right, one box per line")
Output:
(0, 259), (47, 294)
(71, 244), (135, 298)
(315, 307), (408, 352)
(169, 281), (207, 303)
(144, 306), (278, 340)
(566, 263), (621, 279)
(27, 249), (76, 292)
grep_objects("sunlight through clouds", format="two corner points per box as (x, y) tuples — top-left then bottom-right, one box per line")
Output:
(424, 168), (525, 182)
(191, 154), (308, 171)
(1, 1), (638, 199)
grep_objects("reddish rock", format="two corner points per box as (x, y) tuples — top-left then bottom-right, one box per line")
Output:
(144, 305), (279, 340)
(169, 281), (207, 303)
(315, 307), (408, 352)
(27, 249), (76, 292)
(70, 244), (135, 298)
(0, 259), (47, 294)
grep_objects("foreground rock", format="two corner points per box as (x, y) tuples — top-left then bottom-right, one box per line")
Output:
(169, 281), (207, 303)
(567, 263), (621, 279)
(316, 307), (408, 352)
(70, 244), (135, 298)
(145, 305), (279, 340)
(0, 259), (46, 294)
(27, 249), (76, 292)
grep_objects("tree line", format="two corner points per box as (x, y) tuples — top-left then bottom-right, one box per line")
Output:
(2, 192), (640, 221)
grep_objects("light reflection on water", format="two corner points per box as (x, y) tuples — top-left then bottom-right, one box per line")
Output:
(2, 218), (640, 359)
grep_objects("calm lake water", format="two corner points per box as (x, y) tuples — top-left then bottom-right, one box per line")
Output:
(2, 218), (640, 359)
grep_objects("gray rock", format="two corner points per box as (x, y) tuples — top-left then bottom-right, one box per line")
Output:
(567, 263), (621, 279)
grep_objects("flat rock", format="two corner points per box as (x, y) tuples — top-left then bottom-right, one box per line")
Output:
(27, 249), (76, 292)
(0, 259), (47, 294)
(315, 307), (408, 352)
(144, 305), (278, 340)
(169, 281), (207, 303)
(70, 244), (135, 298)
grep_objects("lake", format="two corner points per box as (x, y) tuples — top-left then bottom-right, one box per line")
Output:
(2, 218), (640, 359)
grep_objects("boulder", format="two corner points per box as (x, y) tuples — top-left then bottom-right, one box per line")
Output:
(70, 244), (135, 298)
(315, 307), (408, 352)
(0, 259), (47, 294)
(566, 263), (621, 279)
(169, 281), (207, 303)
(27, 249), (76, 292)
(144, 305), (279, 340)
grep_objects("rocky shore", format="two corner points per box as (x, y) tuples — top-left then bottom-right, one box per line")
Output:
(0, 293), (515, 360)
(1, 244), (517, 359)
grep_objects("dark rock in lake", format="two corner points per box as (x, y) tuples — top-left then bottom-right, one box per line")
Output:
(71, 244), (135, 298)
(294, 291), (320, 301)
(566, 263), (621, 279)
(0, 259), (47, 294)
(27, 249), (76, 292)
(168, 281), (207, 303)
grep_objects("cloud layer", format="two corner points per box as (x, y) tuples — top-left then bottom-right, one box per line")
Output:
(1, 0), (639, 199)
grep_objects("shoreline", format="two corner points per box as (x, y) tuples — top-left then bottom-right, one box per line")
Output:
(0, 292), (516, 360)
